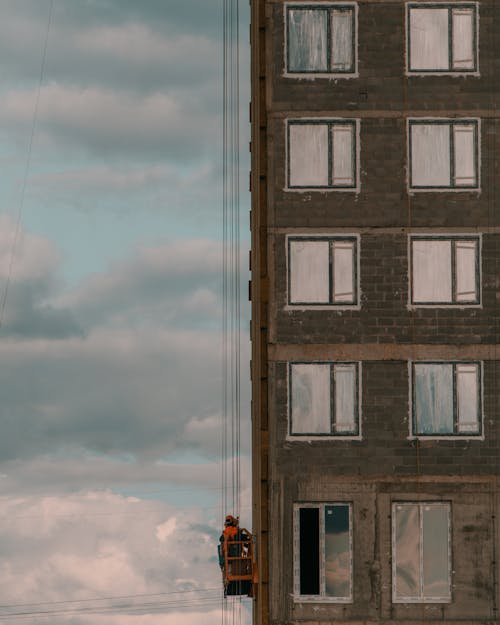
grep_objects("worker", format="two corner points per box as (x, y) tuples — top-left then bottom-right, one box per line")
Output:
(218, 515), (239, 568)
(218, 515), (253, 597)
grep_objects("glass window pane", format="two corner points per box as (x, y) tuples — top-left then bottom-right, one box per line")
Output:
(334, 365), (357, 433)
(422, 504), (450, 599)
(457, 364), (479, 432)
(409, 8), (449, 71)
(414, 364), (454, 434)
(394, 504), (420, 599)
(291, 364), (331, 434)
(412, 240), (452, 303)
(299, 507), (320, 595)
(290, 240), (330, 303)
(455, 240), (478, 302)
(325, 505), (351, 598)
(452, 8), (474, 70)
(332, 125), (354, 186)
(453, 124), (476, 186)
(332, 241), (355, 303)
(288, 9), (328, 72)
(331, 10), (353, 71)
(411, 124), (451, 187)
(289, 123), (329, 187)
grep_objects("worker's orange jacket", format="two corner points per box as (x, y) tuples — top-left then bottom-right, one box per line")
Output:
(223, 525), (238, 542)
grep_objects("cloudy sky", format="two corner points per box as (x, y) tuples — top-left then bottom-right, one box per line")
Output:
(0, 1), (251, 623)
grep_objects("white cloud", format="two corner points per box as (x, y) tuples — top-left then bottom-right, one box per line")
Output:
(156, 517), (177, 543)
(75, 23), (216, 68)
(0, 491), (240, 624)
(0, 83), (218, 159)
(0, 214), (59, 282)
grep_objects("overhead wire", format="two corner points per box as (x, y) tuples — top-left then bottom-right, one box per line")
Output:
(0, 0), (54, 329)
(0, 587), (221, 610)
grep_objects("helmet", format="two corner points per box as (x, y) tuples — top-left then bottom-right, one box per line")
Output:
(225, 514), (237, 526)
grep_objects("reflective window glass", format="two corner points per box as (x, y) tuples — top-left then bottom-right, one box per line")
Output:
(393, 503), (451, 602)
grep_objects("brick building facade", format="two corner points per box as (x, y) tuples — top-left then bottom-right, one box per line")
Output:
(250, 2), (500, 624)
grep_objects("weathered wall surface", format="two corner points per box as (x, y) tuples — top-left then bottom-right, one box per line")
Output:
(252, 1), (500, 624)
(268, 478), (496, 623)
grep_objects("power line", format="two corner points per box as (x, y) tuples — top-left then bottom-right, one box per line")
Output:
(0, 0), (54, 329)
(0, 587), (220, 610)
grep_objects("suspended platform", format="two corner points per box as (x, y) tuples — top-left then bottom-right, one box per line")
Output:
(219, 527), (257, 597)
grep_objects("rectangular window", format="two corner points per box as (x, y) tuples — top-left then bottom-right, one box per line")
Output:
(393, 502), (451, 603)
(287, 119), (359, 190)
(408, 119), (479, 190)
(286, 4), (357, 75)
(288, 236), (358, 306)
(411, 362), (482, 437)
(289, 362), (360, 437)
(410, 236), (480, 305)
(294, 503), (352, 602)
(407, 3), (478, 74)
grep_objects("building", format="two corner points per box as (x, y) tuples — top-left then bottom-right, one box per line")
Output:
(250, 2), (500, 625)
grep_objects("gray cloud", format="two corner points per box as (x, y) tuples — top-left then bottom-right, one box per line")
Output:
(0, 221), (249, 463)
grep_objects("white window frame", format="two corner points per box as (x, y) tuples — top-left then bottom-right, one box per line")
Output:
(392, 502), (452, 603)
(284, 2), (358, 78)
(286, 234), (360, 309)
(408, 361), (484, 440)
(406, 3), (479, 76)
(286, 118), (361, 192)
(293, 502), (353, 603)
(408, 234), (481, 308)
(288, 362), (362, 440)
(407, 118), (480, 191)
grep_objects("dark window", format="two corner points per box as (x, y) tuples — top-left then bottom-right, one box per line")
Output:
(295, 503), (352, 601)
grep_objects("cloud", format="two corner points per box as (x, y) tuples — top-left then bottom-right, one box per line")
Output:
(0, 219), (250, 463)
(0, 83), (218, 160)
(56, 237), (224, 329)
(0, 490), (243, 624)
(0, 215), (83, 339)
(0, 2), (221, 91)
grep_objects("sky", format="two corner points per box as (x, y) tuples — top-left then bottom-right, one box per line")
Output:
(0, 1), (251, 623)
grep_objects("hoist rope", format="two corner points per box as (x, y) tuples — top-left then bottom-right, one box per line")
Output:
(0, 0), (54, 329)
(221, 0), (242, 620)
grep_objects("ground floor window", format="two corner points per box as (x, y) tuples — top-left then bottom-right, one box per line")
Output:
(392, 502), (451, 603)
(294, 503), (352, 602)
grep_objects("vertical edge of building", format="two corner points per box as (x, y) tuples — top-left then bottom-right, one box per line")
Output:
(250, 1), (269, 624)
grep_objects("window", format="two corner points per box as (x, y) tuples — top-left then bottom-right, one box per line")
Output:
(288, 236), (358, 306)
(410, 236), (480, 305)
(289, 362), (360, 438)
(408, 119), (479, 190)
(411, 362), (482, 437)
(286, 3), (357, 76)
(393, 502), (451, 603)
(407, 3), (478, 74)
(287, 119), (359, 190)
(294, 503), (352, 602)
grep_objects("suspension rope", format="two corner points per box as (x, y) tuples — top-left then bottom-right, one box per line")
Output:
(222, 0), (241, 524)
(222, 0), (242, 619)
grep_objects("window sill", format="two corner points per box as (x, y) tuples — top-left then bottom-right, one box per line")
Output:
(406, 70), (480, 78)
(285, 304), (361, 311)
(407, 303), (482, 309)
(407, 434), (484, 441)
(293, 594), (352, 604)
(285, 186), (360, 193)
(408, 186), (480, 193)
(287, 434), (362, 441)
(283, 71), (359, 80)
